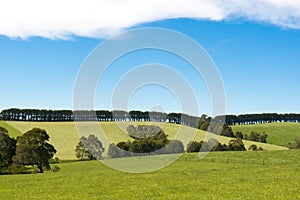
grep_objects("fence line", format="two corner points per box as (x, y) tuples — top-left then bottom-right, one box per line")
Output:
(114, 154), (300, 166)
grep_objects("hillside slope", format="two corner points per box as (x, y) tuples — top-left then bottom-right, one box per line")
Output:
(232, 122), (300, 147)
(1, 121), (288, 159)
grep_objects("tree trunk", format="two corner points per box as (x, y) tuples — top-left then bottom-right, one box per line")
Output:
(37, 164), (43, 173)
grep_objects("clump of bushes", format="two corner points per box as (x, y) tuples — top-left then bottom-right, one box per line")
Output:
(288, 137), (300, 149)
(51, 165), (60, 172)
(248, 144), (264, 151)
(108, 125), (184, 158)
(187, 138), (246, 152)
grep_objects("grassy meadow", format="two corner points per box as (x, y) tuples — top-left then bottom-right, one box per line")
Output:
(1, 121), (288, 160)
(0, 150), (299, 199)
(232, 122), (300, 147)
(1, 121), (299, 199)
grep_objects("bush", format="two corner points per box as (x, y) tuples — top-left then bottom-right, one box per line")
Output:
(51, 165), (60, 172)
(7, 163), (28, 174)
(235, 132), (243, 139)
(288, 137), (300, 149)
(107, 125), (185, 157)
(248, 131), (268, 143)
(159, 140), (184, 154)
(49, 157), (59, 164)
(248, 144), (257, 151)
(187, 141), (202, 153)
(187, 139), (227, 152)
(227, 138), (246, 151)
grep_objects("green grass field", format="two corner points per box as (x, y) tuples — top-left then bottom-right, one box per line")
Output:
(232, 122), (300, 147)
(1, 121), (287, 159)
(0, 150), (299, 199)
(1, 121), (299, 199)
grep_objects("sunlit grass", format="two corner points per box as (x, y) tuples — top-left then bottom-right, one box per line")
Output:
(232, 122), (300, 146)
(1, 121), (288, 160)
(0, 150), (299, 199)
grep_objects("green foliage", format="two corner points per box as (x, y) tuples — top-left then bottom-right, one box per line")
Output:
(75, 135), (104, 160)
(232, 122), (300, 146)
(186, 141), (202, 153)
(4, 121), (287, 159)
(227, 138), (246, 151)
(248, 131), (268, 143)
(108, 144), (124, 158)
(108, 125), (184, 157)
(51, 165), (60, 172)
(235, 131), (243, 139)
(202, 121), (235, 138)
(248, 144), (258, 151)
(0, 128), (16, 172)
(187, 139), (240, 152)
(198, 114), (210, 131)
(248, 144), (264, 151)
(75, 141), (91, 160)
(127, 125), (163, 139)
(158, 140), (185, 154)
(6, 163), (28, 174)
(221, 124), (235, 138)
(288, 137), (300, 149)
(13, 128), (57, 173)
(48, 157), (60, 164)
(0, 126), (8, 134)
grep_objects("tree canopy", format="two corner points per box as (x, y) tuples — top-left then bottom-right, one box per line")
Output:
(13, 128), (56, 173)
(108, 125), (184, 158)
(0, 127), (16, 173)
(75, 135), (105, 160)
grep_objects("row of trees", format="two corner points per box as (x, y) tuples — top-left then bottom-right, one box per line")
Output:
(3, 109), (299, 126)
(0, 109), (197, 127)
(0, 127), (56, 174)
(225, 113), (300, 125)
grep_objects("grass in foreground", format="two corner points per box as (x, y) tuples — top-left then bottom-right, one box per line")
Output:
(0, 150), (299, 199)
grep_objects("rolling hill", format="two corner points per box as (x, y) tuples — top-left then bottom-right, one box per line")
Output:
(0, 121), (288, 160)
(231, 122), (300, 147)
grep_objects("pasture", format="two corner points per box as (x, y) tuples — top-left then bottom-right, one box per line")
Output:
(2, 121), (287, 160)
(0, 150), (299, 199)
(232, 122), (300, 147)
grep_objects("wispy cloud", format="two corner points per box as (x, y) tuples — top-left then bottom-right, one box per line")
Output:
(1, 0), (299, 39)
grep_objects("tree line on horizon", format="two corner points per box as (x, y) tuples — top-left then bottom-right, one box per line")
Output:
(1, 108), (300, 126)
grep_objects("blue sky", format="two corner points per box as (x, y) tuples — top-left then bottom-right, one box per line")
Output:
(1, 1), (300, 115)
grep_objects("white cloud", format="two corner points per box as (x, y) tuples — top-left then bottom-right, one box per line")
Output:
(0, 0), (299, 39)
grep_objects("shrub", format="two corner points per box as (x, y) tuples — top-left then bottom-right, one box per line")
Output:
(227, 138), (246, 151)
(51, 165), (60, 172)
(187, 141), (202, 153)
(7, 163), (28, 174)
(248, 144), (258, 151)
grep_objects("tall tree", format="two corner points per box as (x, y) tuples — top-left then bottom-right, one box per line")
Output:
(0, 127), (16, 172)
(82, 135), (105, 160)
(75, 140), (91, 160)
(75, 135), (105, 160)
(13, 128), (56, 173)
